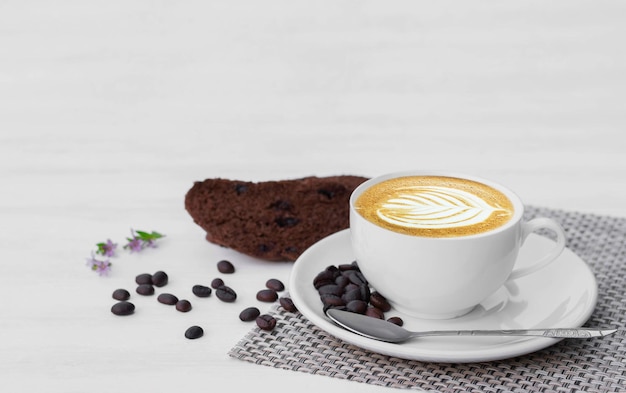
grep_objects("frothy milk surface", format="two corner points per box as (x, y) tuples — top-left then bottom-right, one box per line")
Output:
(355, 176), (514, 237)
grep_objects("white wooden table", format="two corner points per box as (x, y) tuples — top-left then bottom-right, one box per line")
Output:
(1, 1), (625, 392)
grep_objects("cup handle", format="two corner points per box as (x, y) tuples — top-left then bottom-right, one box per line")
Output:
(508, 217), (566, 281)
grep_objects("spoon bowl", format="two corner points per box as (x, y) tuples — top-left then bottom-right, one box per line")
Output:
(325, 308), (618, 344)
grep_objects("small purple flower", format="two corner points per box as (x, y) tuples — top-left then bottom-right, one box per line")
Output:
(123, 229), (164, 252)
(124, 231), (144, 253)
(102, 239), (117, 256)
(86, 252), (111, 276)
(86, 229), (164, 277)
(97, 239), (117, 257)
(94, 260), (112, 276)
(85, 253), (98, 268)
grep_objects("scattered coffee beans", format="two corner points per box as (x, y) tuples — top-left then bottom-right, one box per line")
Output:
(184, 325), (204, 339)
(192, 285), (212, 298)
(217, 260), (235, 274)
(152, 271), (168, 287)
(265, 278), (285, 292)
(109, 257), (298, 339)
(112, 288), (130, 301)
(175, 299), (192, 312)
(136, 284), (155, 296)
(135, 273), (153, 285)
(239, 307), (261, 321)
(211, 278), (224, 289)
(111, 301), (135, 316)
(157, 293), (179, 305)
(387, 316), (404, 326)
(279, 297), (297, 313)
(256, 289), (278, 302)
(215, 286), (237, 302)
(256, 314), (277, 331)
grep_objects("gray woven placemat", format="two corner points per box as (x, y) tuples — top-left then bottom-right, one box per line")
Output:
(229, 206), (626, 392)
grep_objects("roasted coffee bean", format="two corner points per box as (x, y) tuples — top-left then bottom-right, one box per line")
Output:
(346, 299), (368, 314)
(342, 261), (361, 270)
(279, 297), (297, 312)
(175, 299), (192, 312)
(256, 314), (277, 331)
(192, 285), (212, 298)
(365, 306), (385, 319)
(313, 268), (339, 289)
(256, 289), (278, 302)
(135, 273), (153, 285)
(387, 317), (404, 326)
(185, 325), (204, 339)
(346, 270), (367, 286)
(152, 271), (168, 287)
(338, 263), (358, 271)
(217, 260), (235, 274)
(136, 284), (155, 296)
(318, 284), (343, 297)
(320, 293), (345, 308)
(265, 278), (285, 292)
(157, 293), (178, 305)
(370, 291), (391, 312)
(334, 275), (350, 287)
(342, 287), (363, 303)
(359, 284), (371, 303)
(112, 289), (130, 301)
(111, 301), (135, 316)
(216, 286), (237, 302)
(239, 307), (261, 321)
(211, 278), (224, 289)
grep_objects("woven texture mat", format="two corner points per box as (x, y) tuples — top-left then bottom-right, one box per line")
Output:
(229, 207), (626, 392)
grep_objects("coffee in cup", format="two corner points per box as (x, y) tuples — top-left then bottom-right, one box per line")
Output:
(350, 171), (566, 319)
(354, 175), (515, 238)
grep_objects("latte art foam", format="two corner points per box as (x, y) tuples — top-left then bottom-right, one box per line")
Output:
(355, 176), (515, 237)
(377, 186), (506, 229)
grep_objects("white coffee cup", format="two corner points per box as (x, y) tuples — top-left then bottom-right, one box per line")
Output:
(350, 171), (566, 319)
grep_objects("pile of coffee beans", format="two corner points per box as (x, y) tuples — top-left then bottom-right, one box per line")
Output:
(313, 261), (403, 326)
(109, 259), (297, 339)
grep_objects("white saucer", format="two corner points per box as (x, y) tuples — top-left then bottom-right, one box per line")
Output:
(289, 229), (598, 363)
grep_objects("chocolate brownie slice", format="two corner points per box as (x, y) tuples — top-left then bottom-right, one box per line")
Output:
(184, 176), (368, 261)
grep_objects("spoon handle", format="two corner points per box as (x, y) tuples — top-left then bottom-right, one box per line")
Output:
(414, 328), (618, 339)
(324, 309), (618, 343)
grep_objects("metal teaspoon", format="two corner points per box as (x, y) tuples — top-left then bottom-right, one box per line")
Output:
(325, 308), (618, 343)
